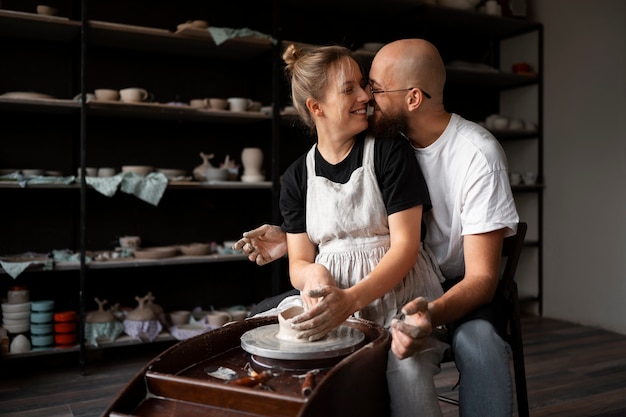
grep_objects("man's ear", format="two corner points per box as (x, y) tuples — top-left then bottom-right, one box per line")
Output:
(407, 88), (426, 111)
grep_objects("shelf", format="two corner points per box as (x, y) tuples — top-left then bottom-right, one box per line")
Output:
(492, 129), (539, 140)
(1, 332), (177, 359)
(0, 9), (80, 41)
(446, 68), (539, 89)
(0, 254), (249, 276)
(87, 20), (274, 59)
(0, 181), (272, 190)
(86, 101), (271, 122)
(0, 97), (80, 114)
(413, 4), (541, 38)
(511, 184), (543, 192)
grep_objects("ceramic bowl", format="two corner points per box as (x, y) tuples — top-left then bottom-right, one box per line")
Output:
(30, 323), (54, 335)
(55, 332), (77, 345)
(31, 300), (55, 312)
(31, 333), (54, 347)
(7, 287), (30, 304)
(121, 165), (154, 176)
(157, 168), (186, 179)
(204, 168), (228, 181)
(3, 317), (30, 326)
(2, 311), (30, 320)
(179, 243), (211, 256)
(134, 246), (179, 259)
(1, 302), (31, 313)
(21, 169), (44, 178)
(31, 311), (53, 324)
(54, 310), (77, 323)
(4, 322), (30, 334)
(55, 321), (77, 333)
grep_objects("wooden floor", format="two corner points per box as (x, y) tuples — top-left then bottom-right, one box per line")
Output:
(1, 315), (625, 417)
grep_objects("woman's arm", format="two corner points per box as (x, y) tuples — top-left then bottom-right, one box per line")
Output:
(286, 232), (337, 311)
(291, 205), (423, 341)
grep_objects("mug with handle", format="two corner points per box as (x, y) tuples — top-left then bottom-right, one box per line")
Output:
(120, 88), (149, 103)
(227, 97), (252, 112)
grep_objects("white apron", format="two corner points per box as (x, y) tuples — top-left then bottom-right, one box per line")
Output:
(305, 136), (444, 328)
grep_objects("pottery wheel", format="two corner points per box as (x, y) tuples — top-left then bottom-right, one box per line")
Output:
(240, 323), (365, 361)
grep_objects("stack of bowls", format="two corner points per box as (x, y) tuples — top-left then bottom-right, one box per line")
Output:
(54, 310), (77, 348)
(30, 300), (55, 348)
(2, 286), (31, 335)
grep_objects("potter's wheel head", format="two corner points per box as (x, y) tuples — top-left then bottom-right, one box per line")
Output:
(240, 323), (365, 361)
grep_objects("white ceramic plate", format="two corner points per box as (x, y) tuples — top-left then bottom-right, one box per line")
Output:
(1, 92), (54, 99)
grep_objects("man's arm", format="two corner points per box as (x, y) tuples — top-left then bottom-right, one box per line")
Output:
(428, 228), (505, 326)
(391, 228), (505, 359)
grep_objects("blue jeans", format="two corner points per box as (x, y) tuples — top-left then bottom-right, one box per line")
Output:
(452, 319), (513, 417)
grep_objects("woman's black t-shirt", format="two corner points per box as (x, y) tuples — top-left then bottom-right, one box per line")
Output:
(280, 133), (431, 240)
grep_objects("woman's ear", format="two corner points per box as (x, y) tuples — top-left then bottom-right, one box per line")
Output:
(306, 97), (322, 116)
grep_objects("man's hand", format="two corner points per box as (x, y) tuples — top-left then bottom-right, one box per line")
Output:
(232, 224), (287, 266)
(390, 297), (434, 359)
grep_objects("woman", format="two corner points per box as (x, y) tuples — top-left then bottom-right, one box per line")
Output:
(279, 43), (444, 340)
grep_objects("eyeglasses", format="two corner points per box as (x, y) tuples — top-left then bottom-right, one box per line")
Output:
(369, 86), (432, 99)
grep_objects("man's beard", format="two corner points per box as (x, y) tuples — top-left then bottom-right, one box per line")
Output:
(368, 108), (408, 139)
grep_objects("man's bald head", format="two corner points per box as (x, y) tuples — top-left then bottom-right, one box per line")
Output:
(371, 39), (446, 101)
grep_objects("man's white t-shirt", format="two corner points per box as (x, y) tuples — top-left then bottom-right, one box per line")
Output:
(412, 113), (519, 279)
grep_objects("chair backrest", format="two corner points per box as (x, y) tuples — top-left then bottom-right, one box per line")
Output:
(499, 222), (527, 301)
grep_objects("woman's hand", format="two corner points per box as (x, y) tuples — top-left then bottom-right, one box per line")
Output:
(232, 224), (287, 265)
(291, 285), (357, 341)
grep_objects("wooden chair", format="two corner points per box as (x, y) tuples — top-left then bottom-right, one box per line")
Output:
(437, 222), (529, 417)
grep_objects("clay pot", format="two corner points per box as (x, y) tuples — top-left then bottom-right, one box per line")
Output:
(86, 298), (117, 324)
(276, 306), (306, 342)
(126, 295), (156, 321)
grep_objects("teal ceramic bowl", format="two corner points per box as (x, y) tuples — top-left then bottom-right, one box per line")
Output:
(31, 300), (55, 312)
(31, 323), (54, 335)
(30, 311), (53, 324)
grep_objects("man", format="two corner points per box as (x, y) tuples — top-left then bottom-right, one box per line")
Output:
(235, 39), (519, 416)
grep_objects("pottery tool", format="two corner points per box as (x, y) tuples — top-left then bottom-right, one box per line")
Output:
(228, 369), (275, 387)
(293, 369), (319, 397)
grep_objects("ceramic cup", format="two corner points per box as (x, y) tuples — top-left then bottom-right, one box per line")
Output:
(206, 311), (232, 327)
(169, 310), (190, 326)
(120, 88), (148, 103)
(119, 235), (141, 248)
(227, 97), (252, 112)
(522, 172), (537, 185)
(189, 98), (210, 109)
(36, 5), (58, 16)
(249, 101), (262, 112)
(509, 172), (522, 185)
(77, 167), (98, 177)
(98, 167), (116, 177)
(209, 98), (228, 110)
(94, 89), (119, 101)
